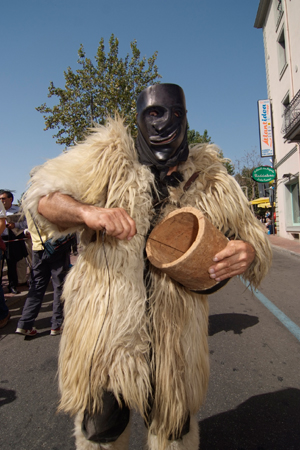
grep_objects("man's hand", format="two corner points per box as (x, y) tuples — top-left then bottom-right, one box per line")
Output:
(208, 240), (255, 282)
(38, 193), (136, 241)
(81, 206), (136, 241)
(6, 222), (15, 230)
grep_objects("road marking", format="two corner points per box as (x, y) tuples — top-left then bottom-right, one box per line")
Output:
(240, 278), (300, 343)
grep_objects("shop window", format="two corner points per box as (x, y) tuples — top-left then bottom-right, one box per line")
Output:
(285, 177), (300, 230)
(289, 181), (300, 225)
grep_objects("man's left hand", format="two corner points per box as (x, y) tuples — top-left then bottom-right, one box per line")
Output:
(6, 222), (15, 230)
(208, 240), (255, 282)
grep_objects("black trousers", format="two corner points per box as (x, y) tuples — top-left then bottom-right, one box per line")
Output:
(82, 391), (190, 444)
(82, 392), (130, 443)
(2, 232), (28, 288)
(17, 250), (70, 330)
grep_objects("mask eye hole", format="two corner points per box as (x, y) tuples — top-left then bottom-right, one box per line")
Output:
(145, 106), (165, 118)
(173, 107), (184, 118)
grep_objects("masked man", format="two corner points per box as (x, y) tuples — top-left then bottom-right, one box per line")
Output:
(22, 84), (272, 450)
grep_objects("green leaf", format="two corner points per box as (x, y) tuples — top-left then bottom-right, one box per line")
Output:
(36, 34), (161, 146)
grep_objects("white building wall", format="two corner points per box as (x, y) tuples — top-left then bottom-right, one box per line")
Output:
(286, 0), (300, 94)
(256, 0), (300, 240)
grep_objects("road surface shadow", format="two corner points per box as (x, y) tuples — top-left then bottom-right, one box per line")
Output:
(199, 388), (300, 450)
(0, 388), (17, 407)
(209, 313), (259, 336)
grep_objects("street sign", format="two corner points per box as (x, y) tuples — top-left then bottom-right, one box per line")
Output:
(252, 166), (276, 183)
(257, 99), (274, 157)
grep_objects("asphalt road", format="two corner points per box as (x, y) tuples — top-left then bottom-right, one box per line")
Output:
(1, 247), (299, 450)
(198, 248), (300, 450)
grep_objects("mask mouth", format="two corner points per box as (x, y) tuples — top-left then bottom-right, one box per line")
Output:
(150, 130), (177, 145)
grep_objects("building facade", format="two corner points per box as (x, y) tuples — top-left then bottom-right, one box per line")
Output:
(255, 0), (300, 240)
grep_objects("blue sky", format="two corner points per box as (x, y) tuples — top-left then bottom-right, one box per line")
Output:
(0, 0), (266, 201)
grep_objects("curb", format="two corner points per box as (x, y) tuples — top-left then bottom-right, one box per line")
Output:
(270, 243), (300, 259)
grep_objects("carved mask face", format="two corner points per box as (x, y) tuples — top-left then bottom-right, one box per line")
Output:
(137, 84), (187, 162)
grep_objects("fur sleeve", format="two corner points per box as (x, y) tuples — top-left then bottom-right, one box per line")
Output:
(178, 144), (272, 289)
(22, 117), (138, 239)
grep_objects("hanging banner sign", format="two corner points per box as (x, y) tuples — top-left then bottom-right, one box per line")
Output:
(252, 166), (276, 183)
(257, 99), (274, 157)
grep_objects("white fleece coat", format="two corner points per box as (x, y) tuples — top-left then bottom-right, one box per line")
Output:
(23, 117), (272, 448)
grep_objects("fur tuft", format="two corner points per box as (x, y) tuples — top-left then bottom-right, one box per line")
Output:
(147, 272), (209, 445)
(147, 415), (199, 450)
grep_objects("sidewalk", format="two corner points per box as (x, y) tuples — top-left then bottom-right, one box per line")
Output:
(268, 234), (300, 257)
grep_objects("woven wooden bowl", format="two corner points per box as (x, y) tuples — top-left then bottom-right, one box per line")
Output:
(146, 207), (228, 290)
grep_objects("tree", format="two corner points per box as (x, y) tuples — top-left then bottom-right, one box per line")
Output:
(218, 149), (235, 176)
(36, 34), (161, 147)
(234, 148), (263, 201)
(187, 128), (234, 175)
(187, 128), (211, 145)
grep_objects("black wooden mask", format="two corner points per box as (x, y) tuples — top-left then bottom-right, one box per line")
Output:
(136, 84), (189, 179)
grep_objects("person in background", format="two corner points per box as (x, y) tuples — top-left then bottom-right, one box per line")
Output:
(265, 217), (274, 235)
(15, 206), (70, 336)
(71, 233), (78, 256)
(0, 190), (28, 294)
(0, 200), (10, 328)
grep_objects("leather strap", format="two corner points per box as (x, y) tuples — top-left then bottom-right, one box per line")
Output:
(183, 171), (200, 192)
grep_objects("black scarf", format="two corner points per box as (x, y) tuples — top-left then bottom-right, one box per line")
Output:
(136, 127), (189, 181)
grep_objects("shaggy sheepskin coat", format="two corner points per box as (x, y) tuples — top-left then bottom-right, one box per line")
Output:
(23, 117), (272, 447)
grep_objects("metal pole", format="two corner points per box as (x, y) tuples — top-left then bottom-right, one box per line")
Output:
(270, 155), (275, 234)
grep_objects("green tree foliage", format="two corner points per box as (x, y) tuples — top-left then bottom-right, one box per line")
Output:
(218, 149), (235, 176)
(187, 128), (211, 145)
(36, 35), (161, 147)
(235, 166), (259, 201)
(234, 149), (263, 201)
(187, 128), (234, 175)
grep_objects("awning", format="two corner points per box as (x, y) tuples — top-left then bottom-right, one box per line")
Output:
(257, 202), (272, 208)
(250, 197), (275, 208)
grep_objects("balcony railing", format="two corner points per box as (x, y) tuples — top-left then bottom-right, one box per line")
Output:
(282, 89), (300, 142)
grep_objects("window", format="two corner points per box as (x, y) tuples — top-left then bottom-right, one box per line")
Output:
(277, 27), (287, 78)
(281, 92), (290, 133)
(285, 176), (300, 230)
(289, 181), (300, 225)
(282, 92), (290, 110)
(275, 0), (284, 31)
